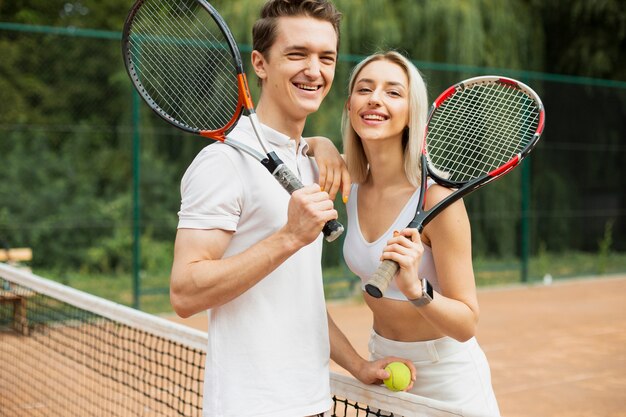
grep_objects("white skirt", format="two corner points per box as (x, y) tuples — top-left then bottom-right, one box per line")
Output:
(369, 331), (501, 417)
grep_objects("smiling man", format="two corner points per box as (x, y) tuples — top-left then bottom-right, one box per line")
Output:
(169, 1), (344, 417)
(251, 14), (338, 140)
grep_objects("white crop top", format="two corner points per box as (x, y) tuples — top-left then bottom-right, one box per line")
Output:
(342, 183), (440, 301)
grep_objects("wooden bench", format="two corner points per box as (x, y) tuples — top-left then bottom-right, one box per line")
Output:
(1, 248), (34, 335)
(0, 247), (33, 264)
(0, 287), (35, 335)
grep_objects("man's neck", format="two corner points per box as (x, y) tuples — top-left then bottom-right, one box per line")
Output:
(255, 100), (306, 143)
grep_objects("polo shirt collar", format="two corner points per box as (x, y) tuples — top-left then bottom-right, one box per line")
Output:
(239, 116), (309, 157)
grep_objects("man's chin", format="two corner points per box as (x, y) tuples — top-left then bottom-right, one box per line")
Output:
(295, 99), (324, 116)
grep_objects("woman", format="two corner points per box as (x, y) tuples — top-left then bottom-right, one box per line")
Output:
(318, 51), (500, 415)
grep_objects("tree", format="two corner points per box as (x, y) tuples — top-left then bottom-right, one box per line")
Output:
(1, 0), (624, 274)
(536, 0), (626, 81)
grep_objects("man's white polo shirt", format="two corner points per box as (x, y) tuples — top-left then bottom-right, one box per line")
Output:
(178, 116), (332, 417)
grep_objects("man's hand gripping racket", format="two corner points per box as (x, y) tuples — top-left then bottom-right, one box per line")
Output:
(121, 0), (344, 242)
(365, 76), (545, 298)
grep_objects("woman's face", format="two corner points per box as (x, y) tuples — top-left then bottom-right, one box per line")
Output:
(348, 59), (410, 143)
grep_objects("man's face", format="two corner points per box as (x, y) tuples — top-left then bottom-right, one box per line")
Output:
(253, 16), (338, 122)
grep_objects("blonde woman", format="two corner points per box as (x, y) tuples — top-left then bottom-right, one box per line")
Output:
(313, 51), (500, 415)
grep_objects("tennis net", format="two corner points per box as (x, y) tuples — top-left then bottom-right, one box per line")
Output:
(0, 263), (469, 417)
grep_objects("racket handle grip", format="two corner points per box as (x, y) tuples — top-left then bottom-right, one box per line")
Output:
(364, 260), (399, 298)
(273, 164), (344, 242)
(322, 219), (344, 243)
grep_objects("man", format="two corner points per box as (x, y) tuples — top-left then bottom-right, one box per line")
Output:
(170, 1), (413, 416)
(170, 1), (342, 416)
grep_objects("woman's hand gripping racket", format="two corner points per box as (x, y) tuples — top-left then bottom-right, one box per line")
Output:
(365, 76), (545, 298)
(121, 0), (344, 242)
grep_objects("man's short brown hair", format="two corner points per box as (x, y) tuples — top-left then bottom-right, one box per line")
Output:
(252, 0), (342, 58)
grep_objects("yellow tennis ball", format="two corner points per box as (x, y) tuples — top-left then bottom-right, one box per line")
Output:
(383, 361), (411, 392)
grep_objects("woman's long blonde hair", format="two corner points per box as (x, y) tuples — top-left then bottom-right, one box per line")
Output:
(342, 51), (428, 186)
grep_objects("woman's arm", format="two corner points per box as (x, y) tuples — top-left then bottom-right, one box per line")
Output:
(416, 185), (479, 341)
(384, 185), (480, 342)
(306, 136), (351, 203)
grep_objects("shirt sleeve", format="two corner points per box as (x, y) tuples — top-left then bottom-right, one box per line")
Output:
(177, 145), (244, 231)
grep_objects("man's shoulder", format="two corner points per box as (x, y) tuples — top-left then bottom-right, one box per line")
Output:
(181, 143), (245, 190)
(184, 140), (267, 188)
(192, 141), (249, 166)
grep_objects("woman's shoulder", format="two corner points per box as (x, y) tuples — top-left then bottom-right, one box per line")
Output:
(424, 183), (454, 210)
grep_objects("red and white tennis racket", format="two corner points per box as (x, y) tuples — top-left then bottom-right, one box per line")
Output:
(121, 0), (344, 242)
(365, 76), (545, 298)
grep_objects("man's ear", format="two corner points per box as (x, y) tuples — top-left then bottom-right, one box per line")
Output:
(251, 50), (267, 81)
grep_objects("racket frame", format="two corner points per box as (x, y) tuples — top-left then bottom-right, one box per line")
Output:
(365, 76), (545, 298)
(122, 0), (344, 241)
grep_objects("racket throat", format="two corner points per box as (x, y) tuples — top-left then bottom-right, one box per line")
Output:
(261, 151), (284, 175)
(262, 152), (305, 195)
(407, 215), (426, 233)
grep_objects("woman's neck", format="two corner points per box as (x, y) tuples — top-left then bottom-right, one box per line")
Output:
(362, 137), (412, 190)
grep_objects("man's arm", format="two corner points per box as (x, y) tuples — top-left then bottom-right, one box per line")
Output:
(328, 313), (416, 388)
(170, 185), (337, 318)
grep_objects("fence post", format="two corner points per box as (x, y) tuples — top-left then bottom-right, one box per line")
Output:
(132, 90), (141, 309)
(520, 157), (531, 283)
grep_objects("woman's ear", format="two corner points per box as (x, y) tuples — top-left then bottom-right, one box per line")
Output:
(251, 50), (267, 81)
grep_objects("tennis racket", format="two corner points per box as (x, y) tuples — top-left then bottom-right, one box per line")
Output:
(121, 0), (344, 242)
(365, 76), (545, 298)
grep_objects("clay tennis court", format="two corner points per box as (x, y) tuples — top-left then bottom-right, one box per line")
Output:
(172, 275), (626, 417)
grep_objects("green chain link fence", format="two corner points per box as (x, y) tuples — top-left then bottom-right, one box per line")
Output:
(1, 23), (625, 311)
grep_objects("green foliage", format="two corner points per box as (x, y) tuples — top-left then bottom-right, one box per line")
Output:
(0, 0), (625, 287)
(536, 241), (550, 277)
(84, 225), (132, 274)
(393, 0), (543, 71)
(466, 172), (521, 257)
(534, 0), (626, 80)
(598, 220), (614, 274)
(335, 0), (402, 54)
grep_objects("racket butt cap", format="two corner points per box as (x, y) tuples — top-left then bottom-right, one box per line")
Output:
(365, 284), (383, 298)
(323, 222), (344, 242)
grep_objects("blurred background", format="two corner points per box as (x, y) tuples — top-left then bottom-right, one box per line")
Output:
(1, 0), (625, 312)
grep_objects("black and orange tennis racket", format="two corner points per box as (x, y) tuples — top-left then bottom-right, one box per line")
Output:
(121, 0), (344, 242)
(365, 76), (545, 298)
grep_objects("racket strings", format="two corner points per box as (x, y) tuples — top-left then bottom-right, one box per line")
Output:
(427, 81), (540, 182)
(145, 4), (236, 129)
(433, 89), (531, 173)
(127, 0), (240, 131)
(439, 92), (529, 172)
(132, 1), (237, 129)
(133, 1), (237, 114)
(137, 4), (230, 102)
(437, 85), (538, 173)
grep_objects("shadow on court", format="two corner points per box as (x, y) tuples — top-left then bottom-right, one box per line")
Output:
(172, 275), (626, 417)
